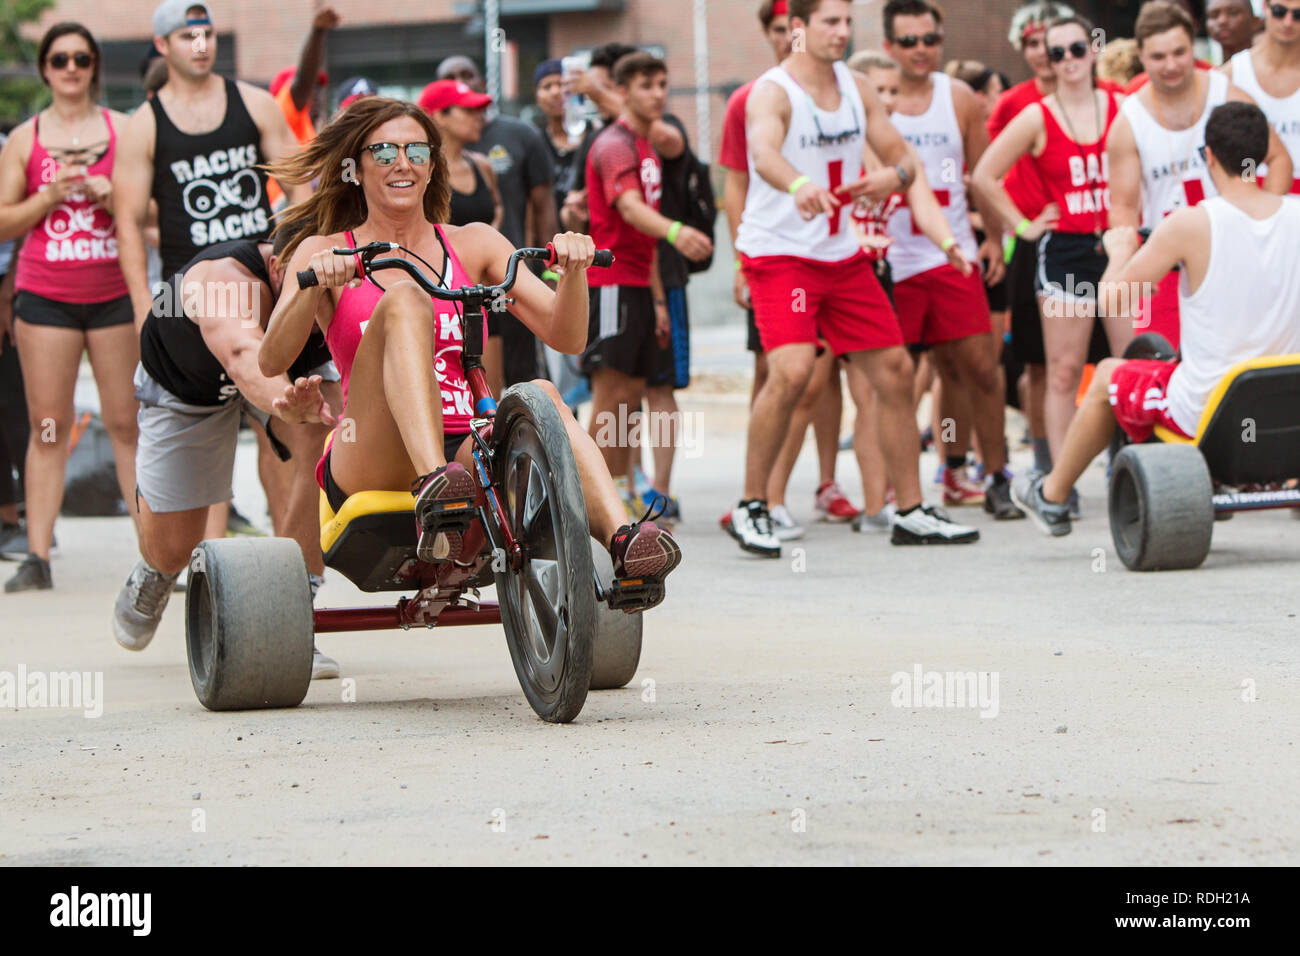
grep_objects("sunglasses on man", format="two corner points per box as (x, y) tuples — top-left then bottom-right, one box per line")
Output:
(362, 142), (433, 166)
(47, 52), (94, 70)
(1048, 41), (1090, 63)
(894, 32), (943, 49)
(1269, 4), (1300, 23)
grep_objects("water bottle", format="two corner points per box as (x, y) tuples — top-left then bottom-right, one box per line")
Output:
(561, 54), (590, 139)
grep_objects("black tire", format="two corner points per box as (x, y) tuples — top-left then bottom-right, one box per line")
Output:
(186, 537), (314, 710)
(1122, 332), (1178, 362)
(494, 383), (595, 722)
(588, 540), (643, 690)
(1108, 444), (1213, 571)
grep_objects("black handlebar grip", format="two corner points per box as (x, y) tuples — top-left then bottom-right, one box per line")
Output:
(297, 269), (319, 289)
(593, 250), (613, 268)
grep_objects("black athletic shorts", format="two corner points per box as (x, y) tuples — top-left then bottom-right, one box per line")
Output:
(14, 291), (132, 331)
(581, 285), (657, 380)
(1036, 231), (1107, 305)
(1007, 235), (1044, 365)
(973, 228), (1006, 312)
(746, 307), (762, 355)
(322, 432), (471, 515)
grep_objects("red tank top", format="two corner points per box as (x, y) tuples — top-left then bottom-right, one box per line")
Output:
(1031, 91), (1119, 235)
(315, 225), (487, 490)
(15, 110), (128, 303)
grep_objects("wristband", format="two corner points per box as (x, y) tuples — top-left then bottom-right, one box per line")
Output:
(1015, 218), (1031, 238)
(540, 269), (561, 282)
(734, 258), (742, 271)
(1003, 235), (1016, 265)
(895, 164), (910, 189)
(666, 220), (683, 244)
(787, 175), (811, 194)
(940, 237), (956, 253)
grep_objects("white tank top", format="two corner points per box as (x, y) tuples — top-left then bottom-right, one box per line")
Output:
(1228, 49), (1300, 192)
(1121, 70), (1228, 225)
(735, 61), (867, 262)
(885, 73), (977, 283)
(1168, 196), (1300, 433)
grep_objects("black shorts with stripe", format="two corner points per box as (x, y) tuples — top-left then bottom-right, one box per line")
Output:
(582, 285), (658, 380)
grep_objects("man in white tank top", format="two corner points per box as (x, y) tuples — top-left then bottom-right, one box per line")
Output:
(1222, 0), (1300, 192)
(1106, 1), (1292, 349)
(883, 0), (1022, 520)
(1015, 102), (1300, 536)
(730, 0), (978, 555)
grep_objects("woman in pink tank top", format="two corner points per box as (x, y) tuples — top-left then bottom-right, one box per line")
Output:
(0, 23), (138, 591)
(261, 97), (680, 594)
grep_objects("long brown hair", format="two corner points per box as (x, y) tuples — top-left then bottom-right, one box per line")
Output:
(264, 97), (451, 264)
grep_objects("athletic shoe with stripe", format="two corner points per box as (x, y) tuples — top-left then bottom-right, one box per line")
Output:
(890, 504), (979, 544)
(412, 462), (477, 563)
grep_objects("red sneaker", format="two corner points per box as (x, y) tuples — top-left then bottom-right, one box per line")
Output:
(940, 466), (985, 506)
(609, 505), (682, 612)
(813, 481), (861, 522)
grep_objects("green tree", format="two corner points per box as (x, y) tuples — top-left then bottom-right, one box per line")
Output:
(0, 0), (56, 127)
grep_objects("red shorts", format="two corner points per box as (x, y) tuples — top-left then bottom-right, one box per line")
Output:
(892, 264), (991, 347)
(1134, 270), (1181, 351)
(1107, 359), (1192, 443)
(740, 251), (902, 356)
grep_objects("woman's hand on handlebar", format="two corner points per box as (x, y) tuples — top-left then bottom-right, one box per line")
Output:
(547, 231), (597, 277)
(303, 248), (361, 290)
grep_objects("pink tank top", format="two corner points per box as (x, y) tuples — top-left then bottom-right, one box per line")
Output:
(14, 110), (128, 303)
(316, 225), (487, 490)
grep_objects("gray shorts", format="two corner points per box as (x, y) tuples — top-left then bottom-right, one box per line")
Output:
(134, 365), (263, 514)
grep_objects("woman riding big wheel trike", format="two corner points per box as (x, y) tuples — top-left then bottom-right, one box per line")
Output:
(184, 97), (680, 723)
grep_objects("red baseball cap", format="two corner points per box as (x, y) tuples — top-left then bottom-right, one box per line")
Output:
(418, 79), (492, 113)
(271, 66), (329, 96)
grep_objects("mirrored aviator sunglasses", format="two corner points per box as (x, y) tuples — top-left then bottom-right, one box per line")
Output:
(362, 142), (433, 166)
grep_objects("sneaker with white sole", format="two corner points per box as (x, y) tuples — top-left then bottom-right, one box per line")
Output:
(1010, 473), (1072, 537)
(727, 500), (781, 557)
(852, 502), (896, 533)
(312, 645), (340, 680)
(768, 504), (805, 541)
(939, 466), (985, 506)
(891, 504), (979, 544)
(813, 481), (861, 522)
(113, 560), (180, 650)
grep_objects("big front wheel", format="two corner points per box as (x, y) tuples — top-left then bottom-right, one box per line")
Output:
(494, 384), (595, 723)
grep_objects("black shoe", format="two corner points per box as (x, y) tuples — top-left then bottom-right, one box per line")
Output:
(983, 476), (1025, 520)
(608, 498), (682, 612)
(0, 522), (26, 561)
(5, 555), (52, 592)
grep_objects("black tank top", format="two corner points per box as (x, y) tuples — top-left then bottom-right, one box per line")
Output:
(151, 78), (275, 280)
(448, 157), (495, 226)
(140, 240), (331, 407)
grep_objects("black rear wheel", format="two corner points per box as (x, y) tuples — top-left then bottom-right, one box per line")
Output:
(494, 384), (594, 722)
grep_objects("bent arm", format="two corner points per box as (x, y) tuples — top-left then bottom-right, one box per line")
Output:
(466, 222), (588, 354)
(260, 235), (335, 376)
(192, 263), (290, 413)
(0, 127), (52, 242)
(971, 105), (1042, 233)
(1098, 210), (1198, 315)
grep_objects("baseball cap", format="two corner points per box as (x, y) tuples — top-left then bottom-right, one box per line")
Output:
(153, 0), (213, 38)
(270, 66), (329, 96)
(336, 76), (378, 110)
(534, 58), (563, 85)
(418, 80), (492, 113)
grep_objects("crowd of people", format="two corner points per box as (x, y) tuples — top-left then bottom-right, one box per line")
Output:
(2, 0), (1300, 675)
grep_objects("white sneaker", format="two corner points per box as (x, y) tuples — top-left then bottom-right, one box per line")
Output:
(852, 502), (896, 533)
(890, 504), (979, 545)
(312, 645), (339, 680)
(726, 501), (781, 558)
(768, 504), (805, 541)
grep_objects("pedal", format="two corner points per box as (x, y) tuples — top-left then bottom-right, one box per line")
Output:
(605, 576), (664, 612)
(419, 497), (477, 534)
